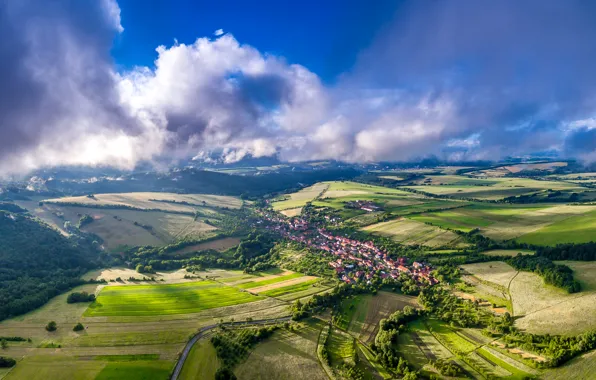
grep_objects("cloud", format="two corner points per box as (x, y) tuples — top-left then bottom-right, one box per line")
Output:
(2, 0), (596, 177)
(214, 29), (224, 36)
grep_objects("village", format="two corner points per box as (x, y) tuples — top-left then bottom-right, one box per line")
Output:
(257, 209), (438, 286)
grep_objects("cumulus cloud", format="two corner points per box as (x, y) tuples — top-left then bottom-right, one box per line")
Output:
(214, 29), (224, 36)
(2, 0), (596, 176)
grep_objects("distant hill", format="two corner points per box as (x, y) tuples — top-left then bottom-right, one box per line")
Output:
(42, 168), (361, 197)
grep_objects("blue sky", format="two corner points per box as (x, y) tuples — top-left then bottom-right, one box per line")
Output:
(112, 0), (399, 82)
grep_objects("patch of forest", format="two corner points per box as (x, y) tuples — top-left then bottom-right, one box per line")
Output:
(0, 212), (99, 321)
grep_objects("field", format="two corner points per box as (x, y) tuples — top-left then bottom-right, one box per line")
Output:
(165, 237), (241, 256)
(0, 267), (294, 380)
(409, 203), (596, 242)
(234, 320), (328, 380)
(312, 181), (468, 220)
(42, 192), (243, 211)
(405, 176), (583, 200)
(342, 292), (419, 343)
(516, 209), (596, 245)
(258, 279), (322, 297)
(16, 192), (245, 250)
(480, 249), (534, 257)
(397, 318), (538, 379)
(462, 261), (596, 334)
(179, 339), (220, 380)
(17, 201), (220, 249)
(470, 161), (568, 177)
(542, 349), (596, 379)
(362, 217), (468, 248)
(271, 183), (329, 210)
(84, 280), (264, 317)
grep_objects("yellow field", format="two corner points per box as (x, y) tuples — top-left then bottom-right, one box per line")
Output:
(280, 207), (302, 217)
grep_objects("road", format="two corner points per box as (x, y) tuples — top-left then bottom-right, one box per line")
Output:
(170, 316), (292, 380)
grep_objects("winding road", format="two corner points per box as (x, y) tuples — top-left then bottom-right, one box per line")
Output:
(170, 316), (292, 380)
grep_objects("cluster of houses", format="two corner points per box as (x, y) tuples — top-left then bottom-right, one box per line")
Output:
(257, 210), (438, 286)
(344, 200), (383, 213)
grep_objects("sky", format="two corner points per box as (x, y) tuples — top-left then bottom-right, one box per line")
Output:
(1, 0), (596, 175)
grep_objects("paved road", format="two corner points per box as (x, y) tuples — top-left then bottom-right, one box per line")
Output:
(170, 316), (292, 380)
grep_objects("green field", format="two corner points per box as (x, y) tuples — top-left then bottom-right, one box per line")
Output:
(237, 273), (304, 289)
(95, 361), (173, 380)
(516, 209), (596, 245)
(179, 339), (220, 380)
(272, 183), (329, 210)
(362, 217), (467, 248)
(480, 249), (534, 257)
(4, 356), (173, 380)
(260, 279), (321, 297)
(84, 281), (263, 316)
(405, 176), (583, 200)
(327, 328), (356, 366)
(408, 203), (596, 242)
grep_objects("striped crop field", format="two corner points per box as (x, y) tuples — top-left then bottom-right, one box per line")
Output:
(260, 279), (322, 297)
(84, 281), (263, 317)
(236, 273), (304, 289)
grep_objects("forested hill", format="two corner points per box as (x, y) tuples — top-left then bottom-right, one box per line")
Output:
(0, 212), (98, 321)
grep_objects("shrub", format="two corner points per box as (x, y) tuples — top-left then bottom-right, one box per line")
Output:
(45, 321), (57, 332)
(66, 291), (95, 303)
(0, 357), (16, 368)
(73, 323), (84, 332)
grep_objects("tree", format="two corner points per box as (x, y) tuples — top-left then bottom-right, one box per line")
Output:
(0, 357), (16, 368)
(215, 367), (237, 380)
(73, 323), (85, 332)
(0, 340), (7, 349)
(46, 321), (57, 332)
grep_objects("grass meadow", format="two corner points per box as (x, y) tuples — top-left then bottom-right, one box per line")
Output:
(179, 339), (220, 380)
(84, 280), (263, 317)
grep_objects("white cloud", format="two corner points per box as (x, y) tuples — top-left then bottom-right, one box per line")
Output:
(214, 29), (224, 36)
(101, 0), (124, 33)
